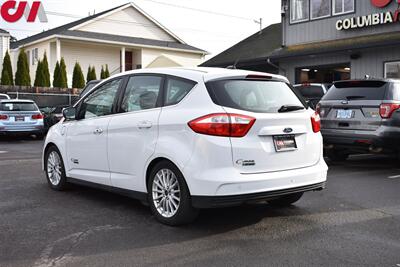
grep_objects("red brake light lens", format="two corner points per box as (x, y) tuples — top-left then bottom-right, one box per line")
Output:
(380, 103), (400, 118)
(311, 112), (321, 133)
(188, 113), (256, 137)
(31, 114), (44, 120)
(0, 115), (8, 120)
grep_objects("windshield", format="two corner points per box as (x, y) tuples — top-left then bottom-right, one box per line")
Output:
(323, 81), (387, 101)
(0, 102), (38, 112)
(206, 80), (304, 113)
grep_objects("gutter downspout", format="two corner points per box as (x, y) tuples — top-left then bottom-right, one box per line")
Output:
(267, 58), (286, 77)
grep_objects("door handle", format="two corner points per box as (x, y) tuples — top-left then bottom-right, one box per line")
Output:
(137, 121), (152, 129)
(93, 128), (104, 135)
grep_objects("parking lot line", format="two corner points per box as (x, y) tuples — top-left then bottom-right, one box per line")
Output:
(388, 175), (400, 179)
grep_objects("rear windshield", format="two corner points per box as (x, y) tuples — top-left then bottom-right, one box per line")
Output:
(323, 81), (387, 101)
(206, 80), (304, 113)
(0, 95), (9, 100)
(0, 102), (38, 111)
(295, 85), (325, 98)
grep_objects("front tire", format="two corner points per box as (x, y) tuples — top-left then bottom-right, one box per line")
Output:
(268, 192), (304, 207)
(147, 161), (199, 226)
(44, 146), (67, 191)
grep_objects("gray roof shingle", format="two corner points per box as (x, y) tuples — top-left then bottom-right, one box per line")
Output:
(200, 23), (282, 67)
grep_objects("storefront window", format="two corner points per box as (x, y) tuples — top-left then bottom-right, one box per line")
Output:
(291, 0), (309, 23)
(385, 61), (400, 79)
(311, 0), (331, 19)
(333, 0), (354, 15)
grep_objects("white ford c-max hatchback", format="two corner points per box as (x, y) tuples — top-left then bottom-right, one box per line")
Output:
(43, 68), (328, 225)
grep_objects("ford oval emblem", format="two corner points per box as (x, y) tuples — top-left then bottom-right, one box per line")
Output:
(283, 128), (293, 133)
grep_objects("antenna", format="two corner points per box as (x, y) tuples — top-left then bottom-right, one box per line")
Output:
(254, 18), (263, 34)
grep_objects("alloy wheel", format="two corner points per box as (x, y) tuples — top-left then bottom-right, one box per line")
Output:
(47, 151), (62, 186)
(152, 169), (181, 218)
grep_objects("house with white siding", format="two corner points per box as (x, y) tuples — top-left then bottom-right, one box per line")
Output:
(8, 2), (207, 87)
(0, 29), (11, 74)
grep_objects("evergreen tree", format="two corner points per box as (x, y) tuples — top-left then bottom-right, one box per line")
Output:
(15, 49), (31, 86)
(100, 65), (105, 79)
(72, 62), (85, 89)
(1, 51), (14, 85)
(42, 52), (50, 87)
(34, 60), (45, 87)
(53, 61), (61, 87)
(91, 66), (97, 81)
(104, 64), (110, 79)
(59, 57), (68, 88)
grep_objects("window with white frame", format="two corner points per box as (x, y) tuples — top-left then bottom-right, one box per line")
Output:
(385, 61), (400, 79)
(333, 0), (354, 15)
(291, 0), (309, 23)
(32, 48), (38, 65)
(311, 0), (331, 19)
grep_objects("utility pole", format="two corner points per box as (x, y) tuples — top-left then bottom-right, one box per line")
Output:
(254, 18), (263, 34)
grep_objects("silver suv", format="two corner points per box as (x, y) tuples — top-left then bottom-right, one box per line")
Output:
(318, 79), (400, 161)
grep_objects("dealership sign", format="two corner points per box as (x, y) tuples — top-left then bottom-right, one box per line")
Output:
(336, 0), (400, 31)
(0, 1), (47, 23)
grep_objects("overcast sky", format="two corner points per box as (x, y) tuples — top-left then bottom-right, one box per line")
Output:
(0, 0), (281, 60)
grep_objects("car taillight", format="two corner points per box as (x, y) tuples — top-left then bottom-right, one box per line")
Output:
(380, 103), (400, 118)
(188, 113), (256, 137)
(31, 114), (44, 120)
(311, 112), (321, 133)
(0, 115), (8, 120)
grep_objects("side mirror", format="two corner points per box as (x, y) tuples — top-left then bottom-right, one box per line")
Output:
(62, 107), (76, 121)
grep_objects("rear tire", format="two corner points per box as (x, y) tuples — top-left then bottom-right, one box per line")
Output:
(147, 160), (199, 226)
(44, 146), (68, 191)
(269, 192), (304, 207)
(327, 150), (349, 162)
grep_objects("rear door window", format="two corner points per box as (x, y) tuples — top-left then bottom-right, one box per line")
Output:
(164, 77), (196, 106)
(323, 81), (387, 101)
(0, 102), (38, 111)
(206, 80), (304, 113)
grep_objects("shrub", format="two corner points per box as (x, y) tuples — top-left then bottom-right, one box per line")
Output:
(87, 65), (97, 83)
(59, 57), (68, 88)
(104, 64), (110, 79)
(42, 52), (50, 87)
(34, 60), (46, 87)
(15, 49), (31, 86)
(53, 61), (60, 87)
(1, 51), (14, 85)
(72, 62), (85, 88)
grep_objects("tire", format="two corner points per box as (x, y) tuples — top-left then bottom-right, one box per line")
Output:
(268, 192), (304, 207)
(44, 146), (68, 191)
(327, 150), (349, 162)
(147, 160), (199, 226)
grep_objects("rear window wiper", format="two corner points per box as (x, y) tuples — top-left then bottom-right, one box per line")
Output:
(278, 105), (305, 113)
(345, 95), (365, 100)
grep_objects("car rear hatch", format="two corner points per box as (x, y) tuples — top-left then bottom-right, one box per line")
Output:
(319, 81), (387, 131)
(206, 77), (321, 174)
(0, 102), (42, 126)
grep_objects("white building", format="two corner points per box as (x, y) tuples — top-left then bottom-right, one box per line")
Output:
(0, 29), (11, 75)
(8, 2), (207, 87)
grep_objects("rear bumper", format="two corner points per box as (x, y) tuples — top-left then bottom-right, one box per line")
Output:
(322, 127), (400, 152)
(192, 182), (326, 208)
(0, 125), (44, 135)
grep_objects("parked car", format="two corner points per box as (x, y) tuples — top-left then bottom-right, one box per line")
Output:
(41, 105), (70, 129)
(79, 80), (101, 99)
(0, 94), (10, 100)
(318, 79), (400, 161)
(0, 99), (45, 139)
(294, 83), (331, 110)
(43, 68), (328, 225)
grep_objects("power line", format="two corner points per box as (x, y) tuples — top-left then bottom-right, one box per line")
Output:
(135, 0), (255, 21)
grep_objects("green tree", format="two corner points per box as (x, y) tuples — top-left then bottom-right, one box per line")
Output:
(53, 61), (61, 87)
(72, 62), (85, 89)
(15, 49), (31, 86)
(1, 51), (14, 85)
(34, 60), (45, 87)
(59, 57), (68, 88)
(100, 65), (105, 79)
(104, 64), (110, 79)
(87, 65), (97, 83)
(42, 52), (50, 87)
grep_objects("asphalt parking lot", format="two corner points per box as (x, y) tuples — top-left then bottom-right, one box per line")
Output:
(0, 138), (400, 267)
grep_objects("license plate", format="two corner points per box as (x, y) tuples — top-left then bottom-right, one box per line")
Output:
(336, 109), (353, 119)
(273, 135), (297, 152)
(14, 116), (25, 122)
